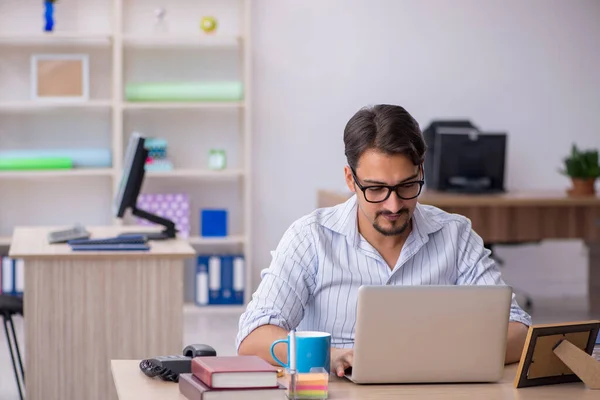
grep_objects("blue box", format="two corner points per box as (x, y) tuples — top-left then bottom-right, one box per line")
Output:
(201, 209), (228, 237)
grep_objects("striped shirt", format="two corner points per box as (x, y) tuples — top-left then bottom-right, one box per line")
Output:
(236, 195), (532, 350)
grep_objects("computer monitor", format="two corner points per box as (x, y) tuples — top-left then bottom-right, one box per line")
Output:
(431, 131), (507, 193)
(113, 132), (177, 240)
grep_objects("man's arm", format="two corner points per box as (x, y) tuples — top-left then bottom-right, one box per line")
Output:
(235, 220), (317, 363)
(454, 219), (532, 364)
(505, 321), (528, 364)
(240, 328), (356, 375)
(238, 325), (290, 366)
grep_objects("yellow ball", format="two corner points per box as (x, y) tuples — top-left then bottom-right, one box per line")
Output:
(200, 16), (217, 33)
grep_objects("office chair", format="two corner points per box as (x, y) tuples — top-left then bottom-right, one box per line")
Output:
(0, 294), (24, 400)
(485, 243), (534, 312)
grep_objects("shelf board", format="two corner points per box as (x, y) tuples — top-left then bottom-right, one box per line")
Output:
(0, 100), (112, 111)
(0, 168), (114, 179)
(123, 101), (243, 110)
(146, 169), (244, 179)
(123, 34), (240, 48)
(187, 235), (246, 245)
(0, 32), (112, 45)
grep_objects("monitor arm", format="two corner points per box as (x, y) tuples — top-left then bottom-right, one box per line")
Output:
(130, 206), (177, 240)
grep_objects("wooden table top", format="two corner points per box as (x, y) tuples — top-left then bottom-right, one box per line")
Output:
(9, 226), (196, 259)
(111, 359), (598, 400)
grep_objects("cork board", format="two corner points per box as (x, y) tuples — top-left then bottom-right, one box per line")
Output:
(514, 320), (600, 388)
(31, 54), (89, 101)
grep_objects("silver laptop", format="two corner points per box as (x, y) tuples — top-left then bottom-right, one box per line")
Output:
(346, 285), (512, 384)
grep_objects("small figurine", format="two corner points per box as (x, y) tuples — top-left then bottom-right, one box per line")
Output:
(200, 16), (217, 34)
(155, 7), (167, 22)
(153, 7), (169, 33)
(44, 0), (57, 32)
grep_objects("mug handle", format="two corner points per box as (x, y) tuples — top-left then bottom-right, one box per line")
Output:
(270, 338), (289, 368)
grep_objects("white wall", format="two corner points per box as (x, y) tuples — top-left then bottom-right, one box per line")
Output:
(250, 0), (600, 300)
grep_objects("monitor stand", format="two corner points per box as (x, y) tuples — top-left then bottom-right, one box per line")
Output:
(120, 207), (178, 240)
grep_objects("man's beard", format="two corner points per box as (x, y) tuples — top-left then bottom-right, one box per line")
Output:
(373, 209), (411, 236)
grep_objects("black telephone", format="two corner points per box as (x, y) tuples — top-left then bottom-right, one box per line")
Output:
(139, 343), (217, 382)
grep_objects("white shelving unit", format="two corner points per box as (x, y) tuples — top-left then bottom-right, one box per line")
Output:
(0, 0), (252, 310)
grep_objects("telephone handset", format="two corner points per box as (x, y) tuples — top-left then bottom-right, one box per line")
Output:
(139, 343), (217, 382)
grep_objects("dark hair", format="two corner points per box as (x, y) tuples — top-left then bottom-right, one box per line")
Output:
(343, 104), (426, 170)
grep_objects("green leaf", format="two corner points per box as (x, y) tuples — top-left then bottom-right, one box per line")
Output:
(562, 144), (600, 179)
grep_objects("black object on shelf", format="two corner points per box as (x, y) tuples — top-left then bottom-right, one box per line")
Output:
(114, 132), (177, 240)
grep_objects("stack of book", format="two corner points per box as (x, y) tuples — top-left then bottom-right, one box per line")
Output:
(178, 355), (286, 399)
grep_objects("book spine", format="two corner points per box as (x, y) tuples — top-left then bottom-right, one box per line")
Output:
(195, 256), (209, 306)
(208, 255), (221, 304)
(15, 259), (24, 296)
(2, 257), (13, 295)
(191, 361), (213, 388)
(233, 255), (244, 304)
(220, 255), (234, 304)
(178, 374), (204, 400)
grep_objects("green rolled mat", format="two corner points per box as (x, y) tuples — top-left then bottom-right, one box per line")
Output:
(0, 157), (73, 170)
(0, 149), (111, 168)
(125, 81), (243, 102)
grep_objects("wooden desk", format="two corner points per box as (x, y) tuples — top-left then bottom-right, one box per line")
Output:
(9, 226), (195, 400)
(317, 190), (600, 314)
(111, 359), (598, 399)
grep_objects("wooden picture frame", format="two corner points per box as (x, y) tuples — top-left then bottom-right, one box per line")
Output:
(514, 320), (600, 389)
(31, 54), (90, 102)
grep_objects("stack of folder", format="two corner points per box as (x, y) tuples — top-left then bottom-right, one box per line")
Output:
(195, 255), (245, 306)
(1, 256), (24, 296)
(178, 355), (286, 399)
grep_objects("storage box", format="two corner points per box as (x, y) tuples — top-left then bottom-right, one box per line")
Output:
(136, 193), (190, 238)
(200, 209), (228, 237)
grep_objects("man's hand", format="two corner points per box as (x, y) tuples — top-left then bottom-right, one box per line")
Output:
(331, 348), (354, 377)
(505, 321), (528, 364)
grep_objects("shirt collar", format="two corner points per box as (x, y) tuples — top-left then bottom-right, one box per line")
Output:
(320, 194), (359, 246)
(321, 195), (443, 245)
(412, 202), (443, 239)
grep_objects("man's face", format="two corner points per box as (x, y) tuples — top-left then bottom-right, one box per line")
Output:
(344, 149), (422, 236)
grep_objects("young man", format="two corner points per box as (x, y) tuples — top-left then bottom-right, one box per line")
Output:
(236, 104), (531, 376)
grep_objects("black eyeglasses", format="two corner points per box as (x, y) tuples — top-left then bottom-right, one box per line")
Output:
(351, 166), (425, 203)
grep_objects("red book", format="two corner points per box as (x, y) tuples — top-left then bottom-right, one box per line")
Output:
(191, 356), (279, 389)
(179, 373), (286, 400)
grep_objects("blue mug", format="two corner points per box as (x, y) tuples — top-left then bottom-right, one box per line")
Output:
(270, 331), (331, 374)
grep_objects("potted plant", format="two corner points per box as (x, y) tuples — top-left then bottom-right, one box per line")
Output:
(560, 144), (600, 196)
